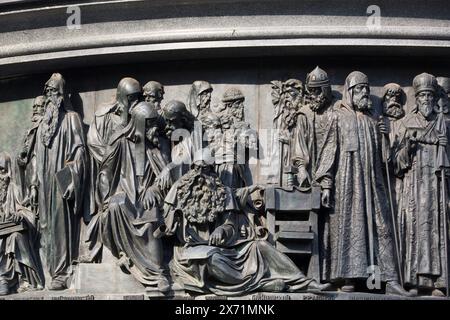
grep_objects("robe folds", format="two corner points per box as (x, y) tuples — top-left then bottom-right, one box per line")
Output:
(291, 106), (338, 281)
(161, 182), (313, 296)
(327, 103), (398, 283)
(33, 110), (86, 283)
(91, 124), (171, 286)
(85, 104), (125, 260)
(393, 112), (448, 288)
(0, 183), (43, 289)
(86, 103), (124, 219)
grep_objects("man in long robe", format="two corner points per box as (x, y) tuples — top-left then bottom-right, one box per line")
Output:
(380, 83), (406, 215)
(30, 73), (86, 290)
(96, 101), (171, 292)
(268, 79), (303, 186)
(161, 100), (197, 182)
(85, 77), (142, 261)
(329, 71), (410, 296)
(16, 96), (45, 203)
(393, 73), (448, 296)
(291, 66), (337, 283)
(0, 152), (43, 295)
(213, 88), (257, 188)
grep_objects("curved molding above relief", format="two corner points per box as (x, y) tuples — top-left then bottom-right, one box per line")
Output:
(0, 0), (449, 77)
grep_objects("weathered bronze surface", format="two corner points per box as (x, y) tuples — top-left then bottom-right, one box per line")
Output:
(1, 67), (450, 300)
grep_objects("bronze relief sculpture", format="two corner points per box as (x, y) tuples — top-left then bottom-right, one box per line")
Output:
(94, 101), (171, 292)
(0, 152), (43, 295)
(1, 69), (449, 299)
(157, 150), (329, 296)
(393, 73), (448, 296)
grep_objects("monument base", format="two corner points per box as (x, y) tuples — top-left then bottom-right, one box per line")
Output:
(69, 248), (185, 298)
(2, 290), (447, 301)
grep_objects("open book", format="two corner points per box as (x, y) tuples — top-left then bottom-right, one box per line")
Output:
(0, 220), (27, 237)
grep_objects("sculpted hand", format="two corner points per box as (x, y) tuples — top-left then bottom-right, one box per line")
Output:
(63, 183), (75, 200)
(321, 189), (331, 208)
(255, 226), (267, 238)
(209, 227), (225, 246)
(30, 186), (38, 206)
(143, 189), (157, 210)
(157, 167), (171, 191)
(407, 131), (418, 154)
(438, 133), (448, 147)
(378, 118), (388, 135)
(12, 212), (23, 224)
(297, 166), (311, 188)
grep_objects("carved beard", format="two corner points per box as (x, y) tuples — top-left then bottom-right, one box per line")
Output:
(198, 100), (210, 118)
(146, 126), (160, 148)
(41, 96), (62, 147)
(282, 100), (299, 129)
(354, 95), (371, 111)
(0, 173), (10, 205)
(305, 92), (329, 112)
(231, 106), (244, 122)
(178, 169), (227, 225)
(383, 101), (404, 119)
(418, 101), (433, 119)
(31, 110), (43, 123)
(220, 106), (243, 128)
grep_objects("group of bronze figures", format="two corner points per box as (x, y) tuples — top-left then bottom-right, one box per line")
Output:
(1, 67), (450, 298)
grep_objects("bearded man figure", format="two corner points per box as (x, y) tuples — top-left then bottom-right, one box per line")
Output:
(291, 66), (337, 283)
(161, 100), (197, 181)
(269, 79), (304, 186)
(157, 150), (329, 296)
(379, 83), (406, 225)
(293, 66), (337, 206)
(96, 101), (172, 292)
(0, 152), (43, 295)
(17, 95), (46, 168)
(329, 71), (411, 296)
(16, 96), (46, 202)
(30, 73), (86, 290)
(393, 73), (449, 297)
(213, 88), (257, 188)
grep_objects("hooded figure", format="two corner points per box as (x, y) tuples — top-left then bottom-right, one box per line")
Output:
(85, 78), (142, 261)
(30, 73), (86, 290)
(187, 80), (212, 119)
(328, 71), (410, 296)
(0, 152), (43, 295)
(91, 101), (172, 292)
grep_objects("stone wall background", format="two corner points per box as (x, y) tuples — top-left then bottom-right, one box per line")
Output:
(1, 55), (449, 183)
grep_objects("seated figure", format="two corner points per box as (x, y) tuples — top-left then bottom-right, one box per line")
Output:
(0, 152), (43, 295)
(156, 149), (329, 296)
(94, 101), (172, 292)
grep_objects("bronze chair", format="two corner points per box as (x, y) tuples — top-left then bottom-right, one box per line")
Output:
(264, 185), (321, 281)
